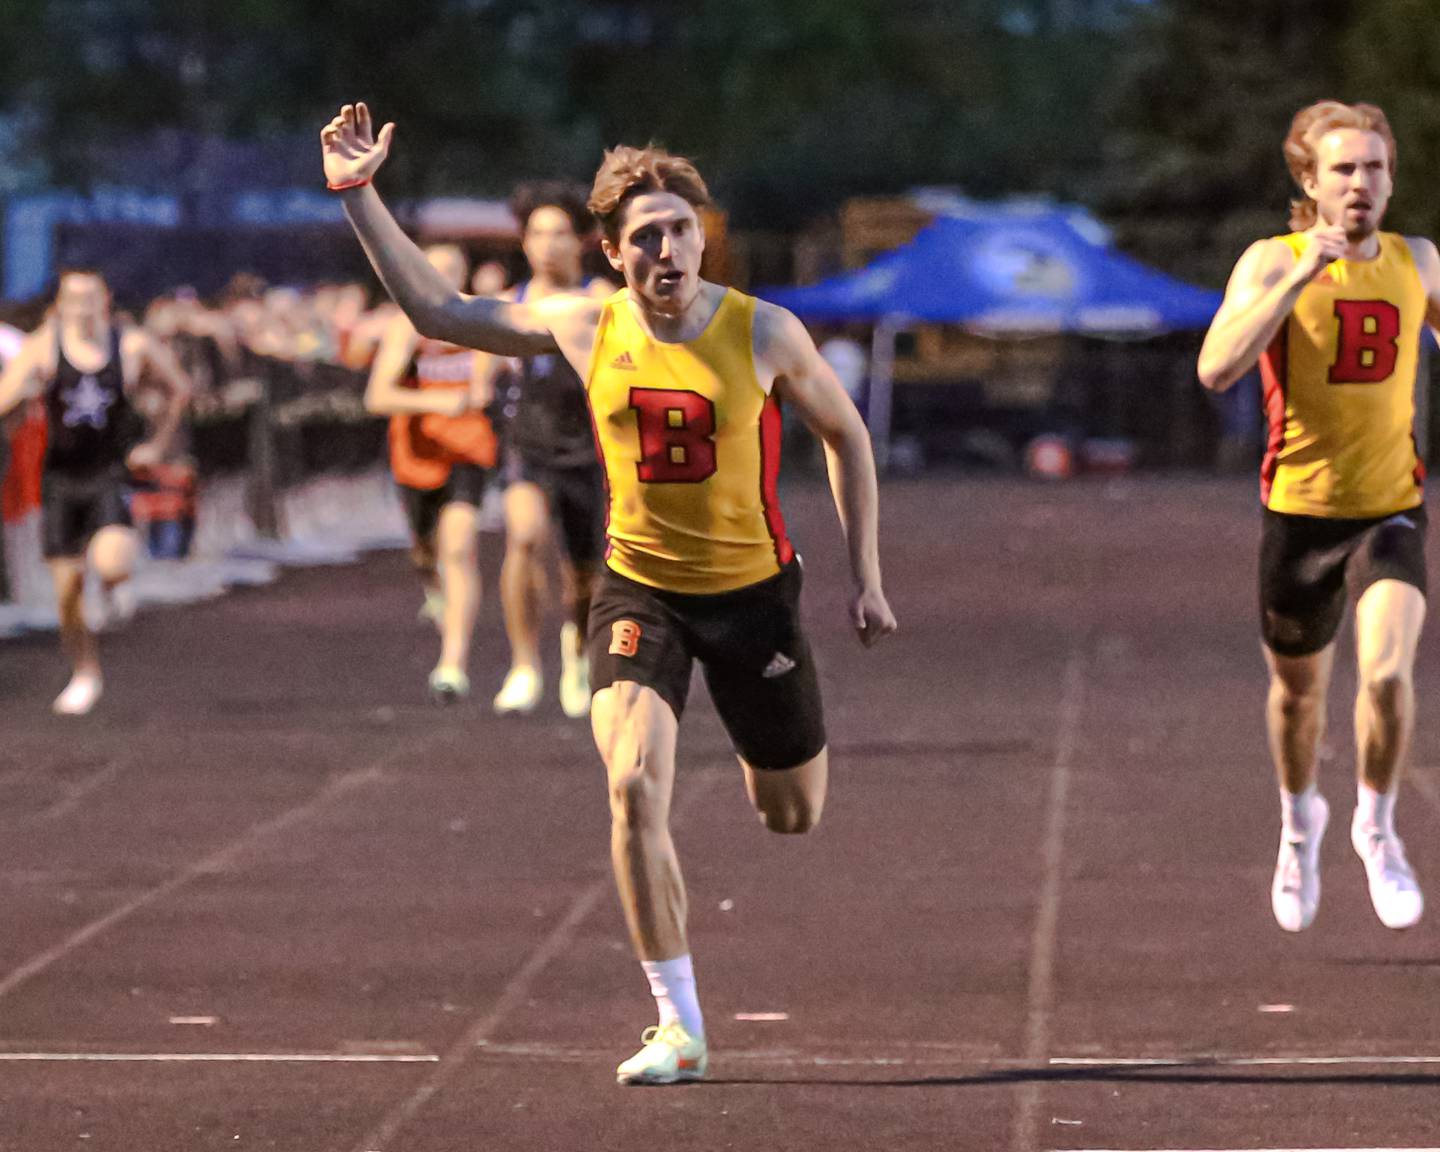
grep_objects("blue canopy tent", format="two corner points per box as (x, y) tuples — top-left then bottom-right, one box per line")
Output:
(758, 204), (1222, 466)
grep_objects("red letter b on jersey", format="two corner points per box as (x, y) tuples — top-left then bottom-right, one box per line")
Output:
(630, 388), (718, 483)
(1329, 299), (1401, 384)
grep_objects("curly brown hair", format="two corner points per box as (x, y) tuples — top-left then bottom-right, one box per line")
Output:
(587, 145), (710, 242)
(1284, 101), (1397, 231)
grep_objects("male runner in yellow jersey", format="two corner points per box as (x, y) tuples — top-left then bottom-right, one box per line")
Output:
(1200, 101), (1440, 934)
(321, 102), (896, 1083)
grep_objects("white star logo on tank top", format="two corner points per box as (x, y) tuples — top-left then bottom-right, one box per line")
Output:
(61, 374), (114, 429)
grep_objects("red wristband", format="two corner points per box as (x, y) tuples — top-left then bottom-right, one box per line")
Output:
(327, 175), (371, 192)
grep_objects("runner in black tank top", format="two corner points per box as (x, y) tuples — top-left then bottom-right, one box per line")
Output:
(0, 268), (191, 714)
(487, 184), (610, 719)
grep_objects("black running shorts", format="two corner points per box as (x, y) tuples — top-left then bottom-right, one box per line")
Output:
(1260, 503), (1428, 656)
(588, 560), (827, 771)
(42, 468), (132, 559)
(503, 449), (605, 569)
(397, 464), (489, 542)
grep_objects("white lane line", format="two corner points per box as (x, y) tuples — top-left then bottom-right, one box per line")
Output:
(352, 768), (725, 1152)
(1012, 650), (1087, 1152)
(0, 1052), (438, 1064)
(464, 1046), (1440, 1071)
(0, 738), (427, 1003)
(37, 756), (132, 822)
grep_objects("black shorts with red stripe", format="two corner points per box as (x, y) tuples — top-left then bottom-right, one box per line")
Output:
(1260, 503), (1427, 656)
(587, 559), (826, 771)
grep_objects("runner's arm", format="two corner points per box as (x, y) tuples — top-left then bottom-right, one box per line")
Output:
(1405, 237), (1440, 342)
(131, 329), (192, 461)
(1198, 228), (1346, 392)
(322, 103), (561, 357)
(761, 304), (896, 646)
(364, 314), (467, 417)
(0, 329), (48, 419)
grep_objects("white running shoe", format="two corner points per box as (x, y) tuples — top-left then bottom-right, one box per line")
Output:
(52, 673), (103, 717)
(615, 1023), (708, 1086)
(1272, 793), (1328, 932)
(1352, 816), (1424, 930)
(559, 622), (590, 719)
(428, 666), (470, 706)
(493, 665), (542, 715)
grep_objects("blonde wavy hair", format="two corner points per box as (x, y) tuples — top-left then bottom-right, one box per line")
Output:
(1284, 100), (1397, 230)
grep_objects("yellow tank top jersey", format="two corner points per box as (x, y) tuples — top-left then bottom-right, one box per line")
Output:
(1260, 231), (1426, 517)
(586, 287), (794, 594)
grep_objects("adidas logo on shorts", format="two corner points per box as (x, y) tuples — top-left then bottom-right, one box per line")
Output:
(762, 652), (797, 678)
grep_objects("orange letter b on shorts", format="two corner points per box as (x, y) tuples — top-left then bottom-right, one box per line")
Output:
(609, 620), (642, 658)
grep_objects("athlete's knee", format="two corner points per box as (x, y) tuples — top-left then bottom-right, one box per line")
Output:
(607, 758), (665, 828)
(758, 794), (822, 835)
(88, 529), (136, 583)
(437, 532), (477, 571)
(1269, 662), (1326, 712)
(1360, 670), (1411, 719)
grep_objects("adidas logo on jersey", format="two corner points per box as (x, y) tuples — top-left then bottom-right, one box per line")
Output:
(762, 652), (797, 678)
(611, 351), (637, 370)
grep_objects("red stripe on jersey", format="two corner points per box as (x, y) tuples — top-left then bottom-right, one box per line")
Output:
(759, 396), (795, 566)
(587, 398), (614, 562)
(1259, 325), (1289, 506)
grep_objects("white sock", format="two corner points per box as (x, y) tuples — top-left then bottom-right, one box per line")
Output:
(641, 955), (704, 1039)
(1356, 782), (1396, 837)
(1281, 784), (1318, 838)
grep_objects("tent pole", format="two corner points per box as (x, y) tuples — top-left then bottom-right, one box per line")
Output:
(868, 316), (897, 474)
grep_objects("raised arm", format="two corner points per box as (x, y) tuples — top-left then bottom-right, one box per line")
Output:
(1198, 225), (1347, 392)
(759, 303), (896, 647)
(363, 312), (467, 417)
(321, 103), (558, 357)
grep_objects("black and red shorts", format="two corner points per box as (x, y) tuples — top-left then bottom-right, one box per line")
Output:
(588, 560), (826, 771)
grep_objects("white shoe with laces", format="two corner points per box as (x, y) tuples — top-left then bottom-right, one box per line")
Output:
(1352, 816), (1424, 930)
(1272, 793), (1328, 932)
(559, 622), (590, 719)
(53, 673), (103, 716)
(492, 665), (542, 715)
(615, 1022), (707, 1086)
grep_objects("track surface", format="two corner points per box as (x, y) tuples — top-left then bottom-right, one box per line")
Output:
(1, 476), (1437, 1152)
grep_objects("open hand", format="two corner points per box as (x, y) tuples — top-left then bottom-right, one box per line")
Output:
(320, 102), (394, 189)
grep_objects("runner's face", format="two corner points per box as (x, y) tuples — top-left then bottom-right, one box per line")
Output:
(606, 192), (704, 316)
(1306, 129), (1392, 239)
(523, 206), (583, 286)
(55, 274), (109, 326)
